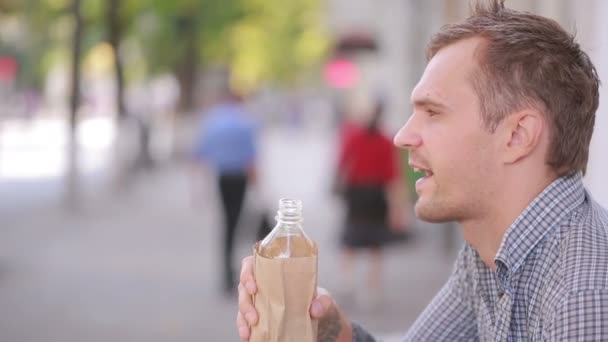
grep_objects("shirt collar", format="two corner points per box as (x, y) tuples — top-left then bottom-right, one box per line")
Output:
(494, 173), (585, 274)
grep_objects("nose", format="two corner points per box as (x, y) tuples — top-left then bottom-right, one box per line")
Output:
(393, 114), (422, 150)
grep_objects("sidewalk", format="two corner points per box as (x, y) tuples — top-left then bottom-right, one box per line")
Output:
(0, 127), (459, 341)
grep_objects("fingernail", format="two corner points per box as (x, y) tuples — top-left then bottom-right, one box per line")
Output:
(246, 311), (257, 324)
(246, 281), (256, 293)
(311, 301), (324, 316)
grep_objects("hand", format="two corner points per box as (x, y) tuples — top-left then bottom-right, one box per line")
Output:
(236, 256), (353, 342)
(236, 256), (258, 340)
(388, 206), (411, 233)
(314, 288), (353, 342)
(247, 166), (257, 185)
(386, 180), (412, 233)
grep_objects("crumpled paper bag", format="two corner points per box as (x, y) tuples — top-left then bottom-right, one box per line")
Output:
(250, 242), (318, 342)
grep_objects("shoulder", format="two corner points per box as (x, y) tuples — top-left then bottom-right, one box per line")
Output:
(198, 106), (223, 126)
(374, 130), (394, 144)
(364, 131), (396, 151)
(541, 201), (608, 337)
(559, 195), (608, 292)
(544, 288), (608, 340)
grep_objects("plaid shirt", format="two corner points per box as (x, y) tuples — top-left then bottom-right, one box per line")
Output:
(353, 173), (608, 341)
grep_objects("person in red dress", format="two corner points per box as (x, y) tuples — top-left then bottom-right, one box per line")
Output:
(335, 100), (411, 306)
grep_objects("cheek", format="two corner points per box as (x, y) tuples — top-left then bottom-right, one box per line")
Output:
(433, 136), (473, 171)
(434, 134), (496, 185)
(457, 136), (501, 189)
(424, 118), (498, 176)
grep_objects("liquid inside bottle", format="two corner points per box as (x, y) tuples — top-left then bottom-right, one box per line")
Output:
(258, 198), (315, 258)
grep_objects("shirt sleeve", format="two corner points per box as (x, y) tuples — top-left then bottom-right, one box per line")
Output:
(546, 289), (608, 341)
(402, 248), (478, 341)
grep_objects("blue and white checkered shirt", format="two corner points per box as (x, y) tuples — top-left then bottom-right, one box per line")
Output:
(353, 173), (608, 341)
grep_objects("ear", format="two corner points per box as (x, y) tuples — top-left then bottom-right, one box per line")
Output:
(501, 111), (544, 164)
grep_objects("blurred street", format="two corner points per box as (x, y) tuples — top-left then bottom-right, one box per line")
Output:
(0, 126), (458, 341)
(2, 0), (607, 341)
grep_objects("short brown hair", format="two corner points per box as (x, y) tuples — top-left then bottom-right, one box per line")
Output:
(427, 0), (600, 176)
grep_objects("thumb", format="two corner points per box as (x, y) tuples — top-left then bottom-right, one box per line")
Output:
(310, 287), (334, 319)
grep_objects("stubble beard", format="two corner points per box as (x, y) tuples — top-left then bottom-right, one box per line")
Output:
(414, 194), (466, 223)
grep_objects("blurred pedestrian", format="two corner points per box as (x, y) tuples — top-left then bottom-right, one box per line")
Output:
(193, 87), (257, 295)
(334, 99), (411, 306)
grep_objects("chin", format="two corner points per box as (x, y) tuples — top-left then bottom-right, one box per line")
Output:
(414, 200), (456, 223)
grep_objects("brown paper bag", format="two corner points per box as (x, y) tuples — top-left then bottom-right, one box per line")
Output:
(250, 243), (318, 342)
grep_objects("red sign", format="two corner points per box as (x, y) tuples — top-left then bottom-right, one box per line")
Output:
(324, 59), (358, 89)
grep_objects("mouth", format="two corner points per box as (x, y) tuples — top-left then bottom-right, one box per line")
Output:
(410, 163), (434, 192)
(411, 166), (434, 178)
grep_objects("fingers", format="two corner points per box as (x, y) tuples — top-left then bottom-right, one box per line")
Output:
(236, 311), (250, 341)
(238, 283), (258, 325)
(310, 287), (335, 319)
(313, 287), (351, 341)
(240, 256), (257, 294)
(238, 256), (258, 328)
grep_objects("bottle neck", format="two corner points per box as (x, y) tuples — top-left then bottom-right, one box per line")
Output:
(258, 198), (313, 257)
(275, 198), (303, 226)
(275, 212), (303, 230)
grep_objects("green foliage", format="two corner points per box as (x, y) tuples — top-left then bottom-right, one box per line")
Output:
(0, 0), (88, 87)
(227, 0), (329, 91)
(1, 0), (329, 91)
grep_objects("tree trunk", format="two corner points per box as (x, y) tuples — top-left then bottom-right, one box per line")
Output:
(65, 0), (83, 210)
(175, 16), (199, 114)
(107, 0), (126, 120)
(106, 0), (130, 191)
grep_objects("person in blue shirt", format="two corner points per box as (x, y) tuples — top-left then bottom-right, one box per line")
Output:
(194, 87), (257, 294)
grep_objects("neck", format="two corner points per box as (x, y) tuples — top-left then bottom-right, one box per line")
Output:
(461, 168), (557, 271)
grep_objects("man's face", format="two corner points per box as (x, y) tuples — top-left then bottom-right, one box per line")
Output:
(394, 37), (502, 223)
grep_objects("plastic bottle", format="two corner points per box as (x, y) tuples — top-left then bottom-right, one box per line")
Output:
(252, 198), (318, 342)
(258, 198), (315, 258)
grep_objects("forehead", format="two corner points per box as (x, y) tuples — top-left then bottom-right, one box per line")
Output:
(411, 37), (483, 107)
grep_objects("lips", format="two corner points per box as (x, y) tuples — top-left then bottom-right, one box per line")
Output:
(409, 161), (433, 177)
(412, 167), (434, 177)
(409, 161), (433, 193)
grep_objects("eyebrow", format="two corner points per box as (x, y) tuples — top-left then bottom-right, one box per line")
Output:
(412, 97), (449, 110)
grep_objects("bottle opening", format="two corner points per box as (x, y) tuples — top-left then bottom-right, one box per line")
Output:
(276, 198), (303, 223)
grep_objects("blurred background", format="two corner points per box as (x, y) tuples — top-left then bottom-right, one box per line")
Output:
(0, 0), (606, 341)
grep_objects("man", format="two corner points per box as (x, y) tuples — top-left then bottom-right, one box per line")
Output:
(194, 87), (257, 294)
(237, 0), (608, 340)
